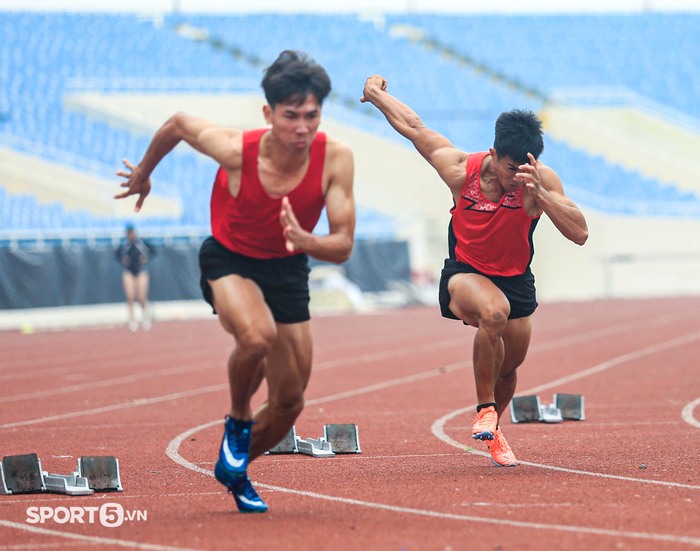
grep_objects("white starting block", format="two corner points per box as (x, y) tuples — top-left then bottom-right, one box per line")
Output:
(539, 403), (564, 423)
(511, 394), (585, 424)
(296, 436), (335, 457)
(43, 471), (94, 496)
(267, 424), (362, 457)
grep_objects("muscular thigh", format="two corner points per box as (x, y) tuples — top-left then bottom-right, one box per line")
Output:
(447, 273), (510, 327)
(209, 274), (276, 339)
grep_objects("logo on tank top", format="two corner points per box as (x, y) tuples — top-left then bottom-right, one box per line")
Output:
(461, 170), (523, 212)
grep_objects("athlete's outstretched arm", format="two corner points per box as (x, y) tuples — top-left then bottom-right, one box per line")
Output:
(361, 75), (466, 192)
(115, 112), (241, 211)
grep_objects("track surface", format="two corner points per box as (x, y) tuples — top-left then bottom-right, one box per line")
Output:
(1, 297), (699, 550)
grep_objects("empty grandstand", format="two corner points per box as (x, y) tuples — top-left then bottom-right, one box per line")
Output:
(1, 10), (700, 309)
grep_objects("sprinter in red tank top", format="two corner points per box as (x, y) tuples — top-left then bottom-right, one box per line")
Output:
(115, 51), (355, 513)
(362, 75), (587, 467)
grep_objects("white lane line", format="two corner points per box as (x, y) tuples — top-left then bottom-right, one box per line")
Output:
(432, 329), (700, 491)
(0, 385), (227, 430)
(0, 364), (215, 404)
(0, 360), (462, 431)
(0, 520), (202, 551)
(682, 397), (700, 429)
(165, 421), (700, 547)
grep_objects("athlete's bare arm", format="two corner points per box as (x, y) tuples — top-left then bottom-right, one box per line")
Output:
(280, 139), (355, 263)
(115, 112), (243, 211)
(518, 153), (588, 245)
(361, 75), (467, 195)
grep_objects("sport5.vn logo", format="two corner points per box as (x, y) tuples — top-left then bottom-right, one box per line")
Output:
(26, 503), (147, 528)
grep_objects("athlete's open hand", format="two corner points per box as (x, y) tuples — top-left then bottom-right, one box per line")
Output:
(114, 158), (151, 212)
(280, 196), (309, 253)
(518, 153), (543, 198)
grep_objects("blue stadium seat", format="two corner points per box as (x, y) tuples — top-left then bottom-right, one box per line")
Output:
(1, 11), (699, 239)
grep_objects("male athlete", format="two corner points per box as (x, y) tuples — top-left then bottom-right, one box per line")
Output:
(116, 51), (355, 511)
(361, 75), (587, 466)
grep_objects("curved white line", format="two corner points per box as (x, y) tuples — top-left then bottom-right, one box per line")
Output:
(165, 420), (700, 546)
(681, 397), (700, 429)
(433, 330), (700, 491)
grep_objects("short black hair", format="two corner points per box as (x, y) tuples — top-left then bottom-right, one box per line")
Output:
(493, 109), (544, 165)
(261, 50), (331, 108)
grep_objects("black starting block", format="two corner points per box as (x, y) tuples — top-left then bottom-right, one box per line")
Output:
(510, 395), (542, 423)
(1, 454), (122, 495)
(323, 423), (361, 454)
(0, 454), (46, 494)
(266, 424), (362, 456)
(267, 426), (299, 454)
(553, 393), (585, 420)
(78, 456), (123, 492)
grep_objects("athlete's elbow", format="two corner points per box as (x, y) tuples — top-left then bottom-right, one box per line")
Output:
(573, 228), (588, 246)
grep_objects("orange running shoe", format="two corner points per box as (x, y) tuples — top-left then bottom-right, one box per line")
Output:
(471, 405), (498, 440)
(486, 428), (519, 467)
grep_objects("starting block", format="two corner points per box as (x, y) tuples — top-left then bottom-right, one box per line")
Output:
(78, 456), (123, 492)
(267, 426), (299, 454)
(510, 394), (585, 424)
(266, 424), (362, 457)
(510, 395), (543, 423)
(43, 471), (94, 496)
(296, 437), (335, 457)
(1, 455), (122, 496)
(1, 454), (46, 494)
(539, 403), (563, 423)
(553, 393), (585, 420)
(323, 424), (361, 454)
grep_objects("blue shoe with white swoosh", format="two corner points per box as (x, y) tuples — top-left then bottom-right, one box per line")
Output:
(214, 417), (268, 513)
(217, 416), (252, 475)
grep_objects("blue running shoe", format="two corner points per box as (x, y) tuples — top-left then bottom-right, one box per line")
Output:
(214, 463), (268, 514)
(218, 416), (252, 475)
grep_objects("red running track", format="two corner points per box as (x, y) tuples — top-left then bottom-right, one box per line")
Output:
(0, 297), (699, 550)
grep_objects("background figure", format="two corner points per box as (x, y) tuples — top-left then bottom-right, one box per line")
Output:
(114, 50), (355, 513)
(115, 224), (154, 332)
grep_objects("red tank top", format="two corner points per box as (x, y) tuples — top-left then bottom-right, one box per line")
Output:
(210, 129), (326, 259)
(450, 151), (540, 276)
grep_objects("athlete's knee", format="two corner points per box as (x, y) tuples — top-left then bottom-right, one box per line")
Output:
(499, 365), (518, 381)
(479, 304), (509, 334)
(269, 391), (305, 421)
(235, 322), (277, 359)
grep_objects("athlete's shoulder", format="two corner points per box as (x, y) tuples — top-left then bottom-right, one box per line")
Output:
(323, 134), (354, 160)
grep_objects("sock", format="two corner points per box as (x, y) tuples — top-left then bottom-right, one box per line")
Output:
(476, 402), (498, 413)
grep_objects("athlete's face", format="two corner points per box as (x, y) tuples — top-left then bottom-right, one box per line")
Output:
(490, 148), (524, 192)
(264, 94), (322, 151)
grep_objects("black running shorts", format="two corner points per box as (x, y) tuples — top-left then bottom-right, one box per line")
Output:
(438, 258), (538, 321)
(199, 236), (311, 324)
